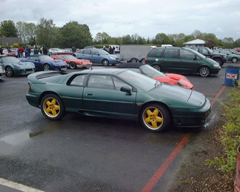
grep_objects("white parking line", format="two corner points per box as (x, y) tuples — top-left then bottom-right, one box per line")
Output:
(0, 178), (44, 192)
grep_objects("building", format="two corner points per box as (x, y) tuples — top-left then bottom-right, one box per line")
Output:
(0, 37), (22, 45)
(183, 39), (205, 47)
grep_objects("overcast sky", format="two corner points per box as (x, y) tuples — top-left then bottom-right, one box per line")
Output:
(0, 0), (240, 41)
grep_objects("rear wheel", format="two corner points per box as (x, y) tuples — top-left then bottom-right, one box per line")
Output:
(140, 104), (171, 132)
(232, 57), (238, 63)
(102, 59), (109, 66)
(131, 58), (138, 63)
(141, 59), (146, 64)
(152, 64), (161, 71)
(199, 66), (210, 77)
(5, 66), (14, 77)
(41, 94), (65, 120)
(43, 64), (51, 71)
(69, 62), (76, 69)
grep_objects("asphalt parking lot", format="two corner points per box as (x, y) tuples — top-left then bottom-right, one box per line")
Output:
(0, 61), (239, 192)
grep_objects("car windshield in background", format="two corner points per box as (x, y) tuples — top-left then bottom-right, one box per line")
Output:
(2, 56), (20, 63)
(97, 49), (110, 55)
(39, 56), (54, 61)
(64, 55), (76, 60)
(186, 48), (206, 59)
(118, 70), (158, 91)
(140, 65), (166, 78)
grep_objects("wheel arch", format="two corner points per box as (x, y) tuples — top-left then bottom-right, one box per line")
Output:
(39, 91), (63, 106)
(138, 101), (173, 120)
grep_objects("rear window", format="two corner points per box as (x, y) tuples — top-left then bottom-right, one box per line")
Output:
(147, 48), (163, 57)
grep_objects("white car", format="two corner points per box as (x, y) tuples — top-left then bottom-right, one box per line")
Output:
(0, 65), (5, 80)
(48, 48), (63, 55)
(109, 45), (120, 53)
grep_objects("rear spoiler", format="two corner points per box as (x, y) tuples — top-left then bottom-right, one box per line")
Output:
(27, 70), (67, 83)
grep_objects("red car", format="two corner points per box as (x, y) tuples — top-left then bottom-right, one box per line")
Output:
(51, 55), (92, 69)
(117, 63), (194, 89)
(3, 48), (18, 57)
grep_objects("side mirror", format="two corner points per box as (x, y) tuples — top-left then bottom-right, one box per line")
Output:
(120, 86), (132, 95)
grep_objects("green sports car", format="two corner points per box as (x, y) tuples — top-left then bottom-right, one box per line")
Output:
(26, 69), (211, 132)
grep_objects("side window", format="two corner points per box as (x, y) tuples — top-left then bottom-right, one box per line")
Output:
(163, 49), (179, 58)
(57, 56), (65, 60)
(180, 50), (196, 60)
(69, 75), (87, 86)
(112, 77), (131, 90)
(87, 75), (114, 89)
(148, 49), (163, 57)
(30, 56), (38, 61)
(201, 48), (208, 54)
(91, 50), (98, 55)
(83, 50), (91, 54)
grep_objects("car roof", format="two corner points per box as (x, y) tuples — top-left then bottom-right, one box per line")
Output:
(70, 68), (127, 76)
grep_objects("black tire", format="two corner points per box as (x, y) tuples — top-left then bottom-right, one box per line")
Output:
(199, 66), (210, 77)
(41, 94), (65, 120)
(131, 59), (138, 63)
(152, 64), (161, 71)
(69, 62), (76, 69)
(232, 57), (238, 63)
(43, 64), (51, 71)
(5, 66), (14, 77)
(102, 59), (109, 66)
(140, 103), (171, 132)
(214, 58), (222, 67)
(141, 59), (146, 64)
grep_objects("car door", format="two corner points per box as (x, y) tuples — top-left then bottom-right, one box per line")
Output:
(79, 50), (92, 61)
(160, 48), (180, 72)
(82, 74), (137, 115)
(179, 49), (202, 73)
(90, 49), (100, 63)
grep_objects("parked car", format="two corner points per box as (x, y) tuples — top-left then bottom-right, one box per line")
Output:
(26, 69), (211, 132)
(214, 49), (240, 63)
(116, 63), (194, 89)
(0, 64), (5, 80)
(109, 45), (120, 53)
(0, 55), (35, 77)
(50, 55), (92, 69)
(83, 46), (96, 49)
(21, 54), (68, 71)
(190, 47), (227, 67)
(48, 48), (63, 55)
(145, 47), (221, 77)
(4, 48), (18, 57)
(76, 48), (120, 66)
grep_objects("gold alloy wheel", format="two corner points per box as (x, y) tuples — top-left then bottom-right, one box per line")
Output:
(143, 106), (163, 129)
(43, 97), (60, 117)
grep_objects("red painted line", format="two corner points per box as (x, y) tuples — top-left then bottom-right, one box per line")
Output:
(211, 85), (226, 106)
(141, 134), (190, 192)
(141, 86), (226, 192)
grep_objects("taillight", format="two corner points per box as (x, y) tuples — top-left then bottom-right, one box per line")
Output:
(28, 86), (31, 93)
(145, 58), (147, 62)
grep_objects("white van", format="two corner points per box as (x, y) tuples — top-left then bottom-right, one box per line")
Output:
(109, 45), (120, 53)
(161, 44), (173, 47)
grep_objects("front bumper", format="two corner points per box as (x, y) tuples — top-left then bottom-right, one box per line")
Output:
(15, 68), (35, 76)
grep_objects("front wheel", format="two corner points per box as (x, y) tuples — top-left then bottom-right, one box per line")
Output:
(232, 57), (238, 63)
(140, 104), (171, 132)
(102, 59), (109, 66)
(152, 64), (161, 71)
(131, 59), (138, 63)
(5, 66), (14, 77)
(69, 62), (76, 69)
(199, 66), (210, 77)
(41, 94), (65, 120)
(43, 64), (51, 71)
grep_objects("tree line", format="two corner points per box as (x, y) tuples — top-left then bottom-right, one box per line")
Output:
(0, 18), (240, 49)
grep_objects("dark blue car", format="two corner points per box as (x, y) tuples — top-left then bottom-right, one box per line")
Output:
(21, 54), (68, 71)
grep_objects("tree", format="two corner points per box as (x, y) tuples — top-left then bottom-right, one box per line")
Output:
(234, 38), (240, 47)
(222, 37), (234, 48)
(192, 30), (202, 39)
(95, 32), (111, 44)
(122, 35), (132, 44)
(35, 18), (56, 48)
(16, 22), (37, 44)
(153, 33), (170, 45)
(60, 21), (92, 48)
(0, 20), (18, 37)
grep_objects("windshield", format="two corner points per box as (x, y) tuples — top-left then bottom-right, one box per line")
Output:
(2, 56), (21, 63)
(187, 48), (206, 59)
(39, 56), (54, 61)
(64, 55), (76, 60)
(118, 70), (160, 91)
(140, 65), (166, 78)
(97, 49), (110, 55)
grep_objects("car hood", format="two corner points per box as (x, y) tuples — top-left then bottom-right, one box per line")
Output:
(149, 84), (206, 107)
(51, 60), (67, 66)
(12, 61), (35, 68)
